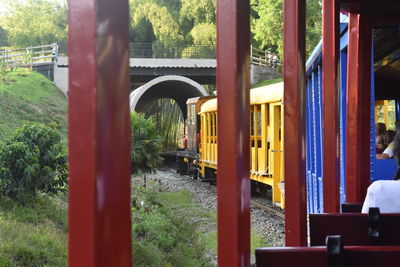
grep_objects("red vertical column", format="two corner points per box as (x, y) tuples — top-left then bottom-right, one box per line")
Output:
(322, 0), (340, 213)
(68, 0), (132, 266)
(216, 0), (251, 265)
(346, 13), (372, 203)
(283, 0), (307, 246)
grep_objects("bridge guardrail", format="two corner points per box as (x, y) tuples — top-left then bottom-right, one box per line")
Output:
(130, 43), (216, 59)
(251, 46), (280, 69)
(19, 42), (280, 69)
(0, 43), (58, 68)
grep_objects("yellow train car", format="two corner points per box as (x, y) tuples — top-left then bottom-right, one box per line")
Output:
(178, 82), (285, 208)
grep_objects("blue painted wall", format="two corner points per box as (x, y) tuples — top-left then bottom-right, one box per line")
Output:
(305, 23), (399, 213)
(305, 24), (348, 213)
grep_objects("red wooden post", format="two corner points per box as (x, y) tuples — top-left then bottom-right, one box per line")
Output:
(346, 13), (372, 203)
(68, 0), (132, 266)
(216, 0), (251, 265)
(322, 0), (340, 213)
(283, 0), (307, 246)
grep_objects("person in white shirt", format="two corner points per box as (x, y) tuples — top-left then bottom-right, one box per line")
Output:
(362, 180), (400, 213)
(362, 121), (400, 213)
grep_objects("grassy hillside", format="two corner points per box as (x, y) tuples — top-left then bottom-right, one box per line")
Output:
(0, 69), (67, 142)
(253, 77), (283, 88)
(0, 195), (67, 266)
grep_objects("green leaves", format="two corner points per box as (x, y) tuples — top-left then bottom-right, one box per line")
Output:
(130, 0), (184, 44)
(251, 0), (322, 57)
(0, 0), (67, 47)
(131, 112), (163, 174)
(0, 122), (67, 198)
(129, 0), (216, 48)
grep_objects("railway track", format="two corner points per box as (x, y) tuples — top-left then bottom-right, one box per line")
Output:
(250, 199), (285, 219)
(158, 162), (285, 219)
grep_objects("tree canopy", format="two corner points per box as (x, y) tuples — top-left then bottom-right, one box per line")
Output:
(0, 0), (322, 59)
(0, 0), (67, 48)
(251, 0), (322, 57)
(129, 0), (216, 46)
(0, 26), (8, 47)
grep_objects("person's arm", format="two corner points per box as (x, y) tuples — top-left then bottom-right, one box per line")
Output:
(377, 153), (390, 159)
(377, 143), (394, 159)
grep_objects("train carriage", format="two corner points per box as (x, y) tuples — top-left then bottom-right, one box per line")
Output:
(306, 21), (400, 213)
(178, 82), (285, 208)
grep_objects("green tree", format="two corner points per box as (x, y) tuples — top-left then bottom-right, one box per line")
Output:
(130, 0), (184, 44)
(251, 0), (322, 57)
(0, 0), (67, 47)
(0, 26), (8, 47)
(0, 122), (67, 198)
(131, 112), (163, 175)
(180, 0), (216, 25)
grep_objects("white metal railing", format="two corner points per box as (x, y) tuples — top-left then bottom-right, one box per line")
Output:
(0, 43), (58, 68)
(0, 43), (280, 70)
(250, 45), (280, 69)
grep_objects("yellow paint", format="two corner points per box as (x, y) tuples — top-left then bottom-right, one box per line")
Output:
(198, 82), (285, 208)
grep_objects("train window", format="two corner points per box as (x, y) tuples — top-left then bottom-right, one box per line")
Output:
(375, 100), (396, 130)
(250, 106), (262, 147)
(188, 104), (196, 125)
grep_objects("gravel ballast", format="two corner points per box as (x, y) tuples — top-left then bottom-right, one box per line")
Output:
(143, 169), (285, 265)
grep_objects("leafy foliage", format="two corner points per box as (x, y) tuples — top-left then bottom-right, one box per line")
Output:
(129, 0), (216, 50)
(0, 26), (8, 46)
(130, 0), (184, 45)
(0, 194), (67, 266)
(0, 0), (67, 47)
(180, 0), (216, 25)
(0, 54), (12, 83)
(131, 185), (212, 266)
(142, 99), (185, 150)
(131, 112), (163, 174)
(0, 69), (68, 142)
(251, 0), (322, 57)
(0, 122), (67, 198)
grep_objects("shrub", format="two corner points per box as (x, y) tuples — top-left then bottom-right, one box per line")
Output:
(0, 122), (67, 198)
(131, 112), (163, 174)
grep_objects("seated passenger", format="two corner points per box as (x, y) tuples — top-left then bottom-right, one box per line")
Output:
(376, 130), (396, 158)
(362, 180), (400, 213)
(376, 121), (400, 159)
(376, 122), (386, 154)
(384, 130), (396, 148)
(376, 142), (394, 159)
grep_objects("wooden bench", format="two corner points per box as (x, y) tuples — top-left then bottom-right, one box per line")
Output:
(256, 236), (400, 267)
(341, 202), (362, 213)
(309, 208), (400, 246)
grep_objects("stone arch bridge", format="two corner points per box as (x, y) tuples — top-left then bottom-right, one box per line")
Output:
(51, 43), (281, 117)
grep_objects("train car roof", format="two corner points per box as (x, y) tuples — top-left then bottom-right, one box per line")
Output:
(200, 81), (283, 113)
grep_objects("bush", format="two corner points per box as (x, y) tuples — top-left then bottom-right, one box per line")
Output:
(0, 122), (67, 198)
(131, 112), (163, 174)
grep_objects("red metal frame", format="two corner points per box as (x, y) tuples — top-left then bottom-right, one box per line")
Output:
(283, 0), (307, 246)
(322, 0), (340, 213)
(216, 0), (251, 265)
(68, 0), (132, 265)
(345, 12), (372, 203)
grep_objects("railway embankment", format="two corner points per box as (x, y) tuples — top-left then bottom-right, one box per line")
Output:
(0, 68), (67, 142)
(141, 168), (285, 265)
